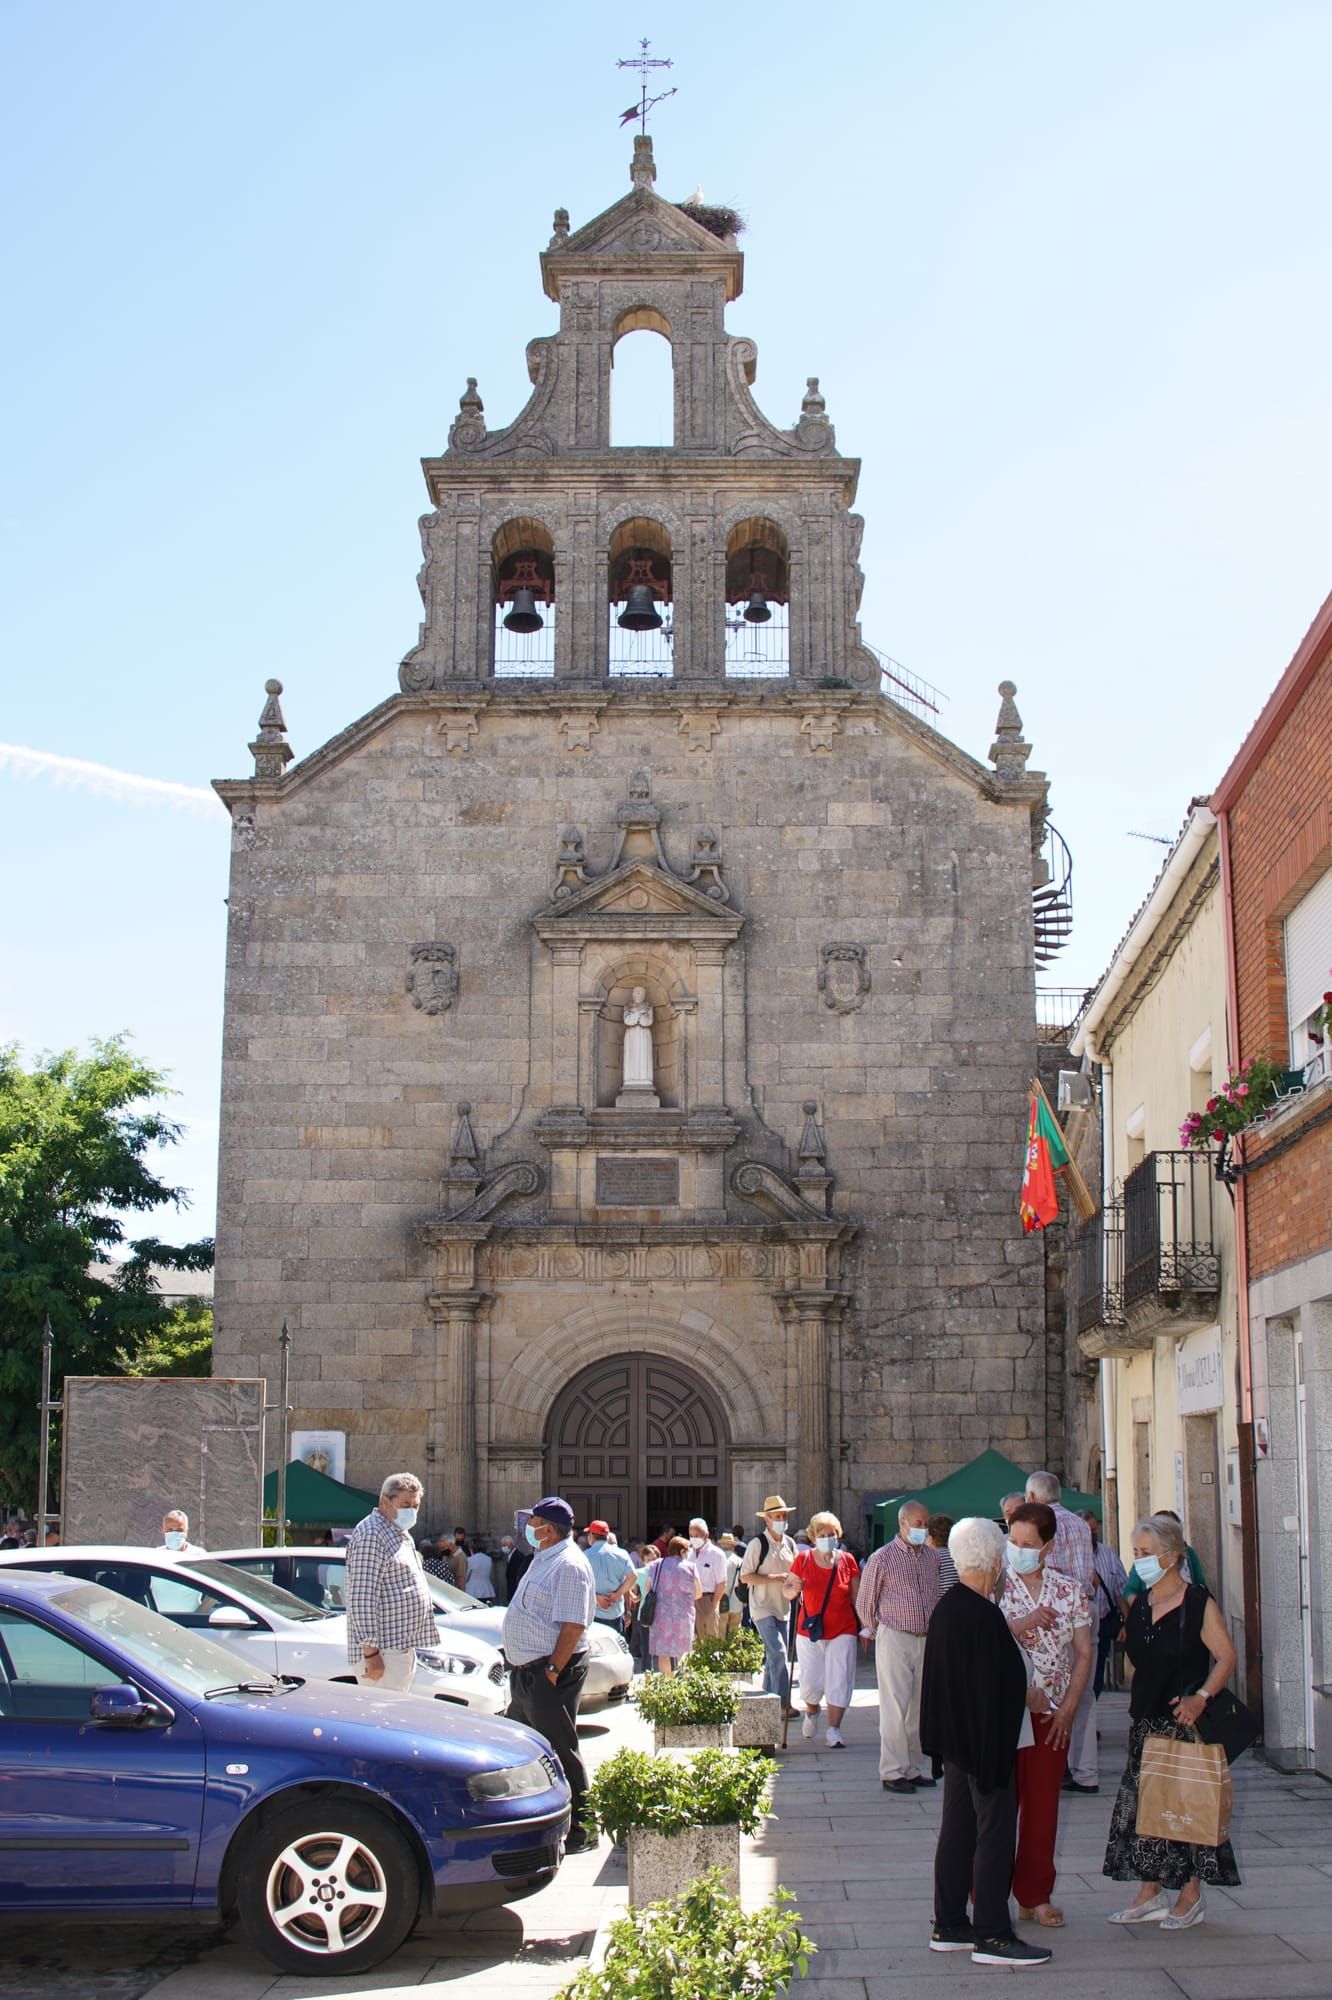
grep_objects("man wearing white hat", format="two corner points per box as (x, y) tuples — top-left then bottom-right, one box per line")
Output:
(739, 1495), (797, 1709)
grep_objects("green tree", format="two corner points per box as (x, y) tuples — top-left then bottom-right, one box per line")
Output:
(0, 1038), (213, 1509)
(119, 1301), (213, 1379)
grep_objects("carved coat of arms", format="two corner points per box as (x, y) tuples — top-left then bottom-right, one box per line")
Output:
(818, 942), (870, 1014)
(407, 942), (459, 1015)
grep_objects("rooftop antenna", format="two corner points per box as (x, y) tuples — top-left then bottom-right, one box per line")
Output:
(617, 37), (676, 135)
(1127, 831), (1172, 846)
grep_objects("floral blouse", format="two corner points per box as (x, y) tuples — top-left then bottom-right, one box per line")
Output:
(1000, 1563), (1091, 1706)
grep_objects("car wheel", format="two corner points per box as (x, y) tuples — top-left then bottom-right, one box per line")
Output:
(235, 1799), (418, 1974)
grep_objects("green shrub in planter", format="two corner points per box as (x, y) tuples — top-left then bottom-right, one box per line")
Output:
(633, 1668), (738, 1729)
(585, 1747), (772, 1845)
(556, 1870), (814, 2000)
(684, 1627), (765, 1677)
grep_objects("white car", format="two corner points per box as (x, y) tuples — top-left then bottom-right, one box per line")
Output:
(211, 1545), (635, 1707)
(0, 1547), (509, 1715)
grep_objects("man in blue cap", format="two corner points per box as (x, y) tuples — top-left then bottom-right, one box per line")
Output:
(502, 1495), (597, 1848)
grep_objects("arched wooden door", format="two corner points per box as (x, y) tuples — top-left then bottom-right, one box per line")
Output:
(546, 1353), (729, 1543)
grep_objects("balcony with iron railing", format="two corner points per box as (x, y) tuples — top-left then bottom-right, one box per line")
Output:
(1120, 1148), (1221, 1340)
(1070, 1201), (1137, 1360)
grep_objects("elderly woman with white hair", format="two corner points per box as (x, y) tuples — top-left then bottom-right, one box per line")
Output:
(1103, 1512), (1239, 1929)
(783, 1511), (861, 1747)
(920, 1517), (1053, 1969)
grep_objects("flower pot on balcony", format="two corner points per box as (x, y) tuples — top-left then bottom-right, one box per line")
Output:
(653, 1720), (734, 1750)
(731, 1691), (783, 1749)
(627, 1822), (742, 1905)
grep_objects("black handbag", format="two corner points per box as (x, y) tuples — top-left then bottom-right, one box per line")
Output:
(801, 1558), (839, 1644)
(1194, 1687), (1260, 1764)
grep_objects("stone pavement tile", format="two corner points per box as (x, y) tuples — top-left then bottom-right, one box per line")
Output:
(1215, 1881), (1332, 1908)
(1166, 1972), (1332, 2000)
(139, 1964), (276, 2000)
(862, 1976), (1183, 2000)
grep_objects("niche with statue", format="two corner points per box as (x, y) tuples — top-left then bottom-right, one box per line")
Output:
(596, 971), (683, 1110)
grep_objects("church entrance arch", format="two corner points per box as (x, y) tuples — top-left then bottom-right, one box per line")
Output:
(545, 1353), (729, 1544)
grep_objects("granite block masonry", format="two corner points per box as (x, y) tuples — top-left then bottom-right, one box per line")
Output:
(211, 138), (1053, 1538)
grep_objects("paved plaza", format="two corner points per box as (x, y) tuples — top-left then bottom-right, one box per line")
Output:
(2, 1667), (1331, 2000)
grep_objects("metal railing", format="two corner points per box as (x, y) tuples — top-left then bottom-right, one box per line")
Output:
(724, 602), (790, 677)
(1037, 986), (1092, 1044)
(609, 603), (675, 676)
(493, 603), (556, 677)
(1070, 1203), (1124, 1336)
(866, 645), (949, 727)
(1122, 1150), (1219, 1307)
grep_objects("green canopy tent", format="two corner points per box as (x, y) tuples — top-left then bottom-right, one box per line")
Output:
(262, 1460), (379, 1528)
(870, 1448), (1101, 1548)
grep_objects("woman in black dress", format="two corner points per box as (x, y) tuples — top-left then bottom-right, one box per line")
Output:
(1103, 1512), (1239, 1930)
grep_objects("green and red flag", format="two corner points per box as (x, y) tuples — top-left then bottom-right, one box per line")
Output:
(1019, 1085), (1070, 1233)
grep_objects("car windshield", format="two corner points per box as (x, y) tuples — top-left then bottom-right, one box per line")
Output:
(420, 1572), (484, 1613)
(33, 1582), (281, 1700)
(186, 1560), (332, 1624)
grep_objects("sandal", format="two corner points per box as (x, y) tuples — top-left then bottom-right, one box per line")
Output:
(1018, 1905), (1065, 1928)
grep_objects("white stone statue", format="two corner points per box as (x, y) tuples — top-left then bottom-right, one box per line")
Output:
(622, 986), (656, 1090)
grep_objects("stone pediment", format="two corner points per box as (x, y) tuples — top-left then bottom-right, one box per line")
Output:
(532, 859), (744, 942)
(542, 185), (743, 303)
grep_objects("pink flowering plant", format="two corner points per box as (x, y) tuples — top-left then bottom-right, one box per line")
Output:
(1179, 1053), (1286, 1151)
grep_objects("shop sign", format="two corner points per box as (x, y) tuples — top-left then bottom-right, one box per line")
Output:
(1176, 1325), (1223, 1414)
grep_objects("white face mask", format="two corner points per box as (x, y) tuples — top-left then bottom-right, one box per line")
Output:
(767, 1517), (789, 1533)
(689, 1535), (705, 1549)
(163, 1530), (185, 1551)
(395, 1505), (419, 1531)
(905, 1525), (928, 1546)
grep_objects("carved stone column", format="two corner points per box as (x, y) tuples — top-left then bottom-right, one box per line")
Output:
(427, 1289), (489, 1532)
(778, 1292), (832, 1509)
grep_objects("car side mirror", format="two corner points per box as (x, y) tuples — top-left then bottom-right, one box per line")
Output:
(90, 1683), (166, 1725)
(207, 1604), (258, 1630)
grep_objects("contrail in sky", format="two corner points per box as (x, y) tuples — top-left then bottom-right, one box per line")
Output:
(0, 743), (222, 818)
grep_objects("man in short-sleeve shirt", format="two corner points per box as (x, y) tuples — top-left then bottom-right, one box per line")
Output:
(502, 1496), (597, 1850)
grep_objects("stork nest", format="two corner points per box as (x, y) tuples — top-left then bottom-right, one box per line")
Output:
(675, 199), (746, 242)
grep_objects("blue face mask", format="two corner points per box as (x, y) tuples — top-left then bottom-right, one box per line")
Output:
(525, 1523), (542, 1549)
(1135, 1554), (1168, 1586)
(163, 1530), (185, 1551)
(815, 1534), (838, 1554)
(905, 1526), (928, 1546)
(1006, 1543), (1042, 1575)
(395, 1506), (418, 1532)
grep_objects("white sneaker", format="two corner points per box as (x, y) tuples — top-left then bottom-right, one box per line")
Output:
(801, 1711), (818, 1738)
(826, 1726), (844, 1748)
(1108, 1891), (1169, 1925)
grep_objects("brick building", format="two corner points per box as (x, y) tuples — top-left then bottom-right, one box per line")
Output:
(210, 141), (1061, 1539)
(1212, 589), (1332, 1771)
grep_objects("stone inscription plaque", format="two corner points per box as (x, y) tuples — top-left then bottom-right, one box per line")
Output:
(596, 1155), (680, 1207)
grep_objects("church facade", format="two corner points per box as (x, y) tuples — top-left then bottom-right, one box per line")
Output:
(212, 140), (1055, 1538)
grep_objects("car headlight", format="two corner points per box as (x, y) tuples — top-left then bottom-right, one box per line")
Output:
(415, 1648), (479, 1676)
(467, 1754), (559, 1802)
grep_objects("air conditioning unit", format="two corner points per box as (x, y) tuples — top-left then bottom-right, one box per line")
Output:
(1057, 1070), (1094, 1112)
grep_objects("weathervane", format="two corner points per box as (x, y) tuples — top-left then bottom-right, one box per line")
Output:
(617, 38), (676, 135)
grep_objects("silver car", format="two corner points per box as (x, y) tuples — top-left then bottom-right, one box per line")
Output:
(211, 1546), (634, 1707)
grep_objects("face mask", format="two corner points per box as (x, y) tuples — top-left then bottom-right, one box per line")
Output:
(1006, 1543), (1041, 1575)
(1135, 1554), (1168, 1587)
(395, 1506), (418, 1531)
(689, 1536), (705, 1549)
(768, 1517), (788, 1532)
(163, 1530), (185, 1551)
(816, 1534), (838, 1554)
(525, 1523), (542, 1549)
(905, 1526), (928, 1546)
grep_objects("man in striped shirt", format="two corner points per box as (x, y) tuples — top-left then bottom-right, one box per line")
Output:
(856, 1500), (944, 1793)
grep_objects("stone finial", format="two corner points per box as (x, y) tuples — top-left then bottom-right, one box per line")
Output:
(610, 767), (667, 870)
(802, 378), (826, 417)
(685, 824), (729, 902)
(795, 1099), (833, 1213)
(447, 377), (487, 453)
(553, 824), (588, 899)
(550, 207), (570, 247)
(792, 376), (836, 452)
(442, 1101), (483, 1211)
(630, 134), (657, 188)
(989, 679), (1033, 780)
(249, 677), (292, 779)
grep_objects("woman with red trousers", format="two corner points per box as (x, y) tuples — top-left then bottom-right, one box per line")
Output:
(999, 1500), (1093, 1928)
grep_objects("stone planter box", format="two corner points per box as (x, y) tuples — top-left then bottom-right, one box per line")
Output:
(652, 1720), (734, 1751)
(627, 1822), (742, 1905)
(731, 1691), (783, 1748)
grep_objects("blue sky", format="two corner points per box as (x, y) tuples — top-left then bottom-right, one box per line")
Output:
(3, 1), (1330, 1244)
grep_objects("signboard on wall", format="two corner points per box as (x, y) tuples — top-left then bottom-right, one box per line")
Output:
(291, 1429), (346, 1484)
(1176, 1325), (1223, 1414)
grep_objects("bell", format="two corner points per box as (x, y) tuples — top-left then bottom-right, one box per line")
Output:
(743, 589), (771, 624)
(618, 583), (663, 632)
(502, 587), (543, 634)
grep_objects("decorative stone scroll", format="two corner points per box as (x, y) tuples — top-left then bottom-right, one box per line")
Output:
(818, 942), (870, 1014)
(407, 942), (458, 1014)
(595, 1155), (680, 1207)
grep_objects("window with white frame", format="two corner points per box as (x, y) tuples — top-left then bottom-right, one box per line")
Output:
(1284, 866), (1332, 1076)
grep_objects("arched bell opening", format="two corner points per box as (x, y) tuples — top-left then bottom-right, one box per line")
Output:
(492, 517), (555, 677)
(724, 517), (790, 678)
(610, 307), (676, 449)
(608, 516), (674, 677)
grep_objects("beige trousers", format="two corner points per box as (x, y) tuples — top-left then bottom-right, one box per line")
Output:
(874, 1625), (926, 1780)
(696, 1600), (723, 1641)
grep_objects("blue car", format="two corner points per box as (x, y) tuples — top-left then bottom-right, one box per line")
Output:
(0, 1573), (571, 1974)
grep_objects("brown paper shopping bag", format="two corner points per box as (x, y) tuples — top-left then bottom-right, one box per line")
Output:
(1136, 1730), (1233, 1846)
